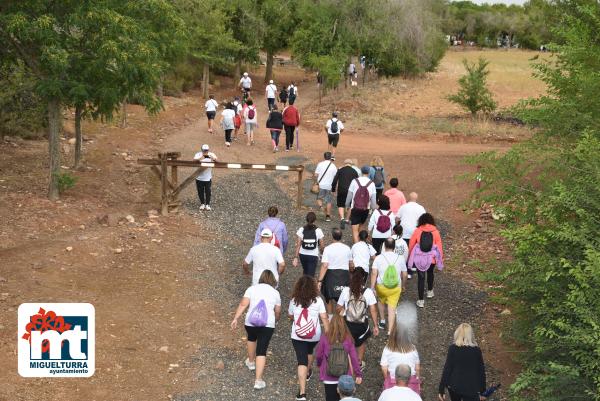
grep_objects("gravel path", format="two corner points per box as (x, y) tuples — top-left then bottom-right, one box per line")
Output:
(172, 162), (500, 401)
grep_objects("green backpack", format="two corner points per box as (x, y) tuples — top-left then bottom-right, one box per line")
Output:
(382, 253), (400, 289)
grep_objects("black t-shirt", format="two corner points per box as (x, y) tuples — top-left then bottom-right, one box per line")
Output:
(332, 165), (359, 193)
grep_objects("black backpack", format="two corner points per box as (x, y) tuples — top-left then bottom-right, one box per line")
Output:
(419, 231), (434, 252)
(301, 227), (317, 250)
(289, 86), (296, 98)
(330, 119), (339, 134)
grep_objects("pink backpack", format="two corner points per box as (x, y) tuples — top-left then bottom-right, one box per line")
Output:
(376, 210), (392, 232)
(353, 179), (372, 210)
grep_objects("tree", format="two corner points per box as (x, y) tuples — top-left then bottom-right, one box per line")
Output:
(447, 58), (497, 116)
(258, 0), (294, 83)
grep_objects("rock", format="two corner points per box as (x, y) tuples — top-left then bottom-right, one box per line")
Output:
(114, 248), (123, 254)
(500, 309), (511, 316)
(147, 210), (159, 219)
(67, 138), (76, 145)
(65, 246), (73, 252)
(79, 225), (86, 230)
(0, 277), (6, 283)
(159, 346), (169, 353)
(215, 360), (225, 370)
(125, 215), (135, 223)
(97, 213), (120, 227)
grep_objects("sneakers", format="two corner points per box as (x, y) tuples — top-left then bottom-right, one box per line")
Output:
(360, 360), (366, 371)
(253, 380), (266, 390)
(306, 368), (313, 381)
(199, 204), (206, 210)
(296, 394), (307, 401)
(378, 320), (386, 330)
(205, 205), (212, 211)
(407, 273), (412, 279)
(225, 142), (231, 147)
(244, 358), (256, 371)
(325, 215), (331, 222)
(416, 300), (425, 308)
(340, 219), (346, 230)
(427, 290), (435, 298)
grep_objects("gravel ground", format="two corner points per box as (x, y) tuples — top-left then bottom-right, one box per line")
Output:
(172, 163), (500, 401)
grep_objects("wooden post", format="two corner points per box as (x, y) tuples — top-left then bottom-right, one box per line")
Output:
(297, 168), (304, 208)
(160, 153), (168, 216)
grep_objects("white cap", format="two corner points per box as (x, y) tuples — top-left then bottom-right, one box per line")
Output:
(201, 144), (210, 151)
(269, 80), (273, 84)
(243, 72), (249, 77)
(260, 228), (273, 237)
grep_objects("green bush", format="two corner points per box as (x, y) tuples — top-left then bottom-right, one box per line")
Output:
(447, 57), (497, 116)
(55, 172), (77, 193)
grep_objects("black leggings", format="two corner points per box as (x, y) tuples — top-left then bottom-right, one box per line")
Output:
(284, 125), (295, 149)
(372, 237), (385, 254)
(195, 180), (212, 205)
(245, 325), (275, 356)
(292, 339), (317, 366)
(324, 383), (341, 401)
(299, 254), (319, 277)
(417, 264), (435, 300)
(449, 389), (480, 401)
(224, 129), (232, 143)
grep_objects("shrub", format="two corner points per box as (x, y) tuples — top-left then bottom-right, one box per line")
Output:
(55, 172), (77, 193)
(448, 57), (497, 117)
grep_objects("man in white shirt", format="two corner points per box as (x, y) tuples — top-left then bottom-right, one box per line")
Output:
(287, 82), (298, 104)
(314, 152), (338, 222)
(243, 228), (285, 286)
(204, 94), (218, 133)
(265, 80), (277, 111)
(193, 144), (218, 211)
(324, 112), (344, 159)
(378, 364), (422, 401)
(239, 72), (252, 96)
(345, 166), (377, 243)
(317, 228), (354, 315)
(397, 192), (426, 246)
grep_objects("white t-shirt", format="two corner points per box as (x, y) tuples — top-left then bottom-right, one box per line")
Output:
(322, 242), (352, 270)
(193, 151), (217, 181)
(347, 176), (376, 209)
(337, 287), (377, 312)
(244, 242), (284, 285)
(243, 283), (281, 328)
(378, 386), (422, 401)
(314, 160), (338, 191)
(368, 209), (396, 238)
(289, 297), (326, 342)
(205, 99), (218, 112)
(266, 84), (277, 98)
(397, 202), (426, 240)
(244, 105), (257, 124)
(221, 108), (235, 130)
(351, 241), (376, 272)
(326, 118), (344, 135)
(372, 251), (406, 285)
(380, 346), (420, 378)
(348, 63), (356, 74)
(287, 85), (298, 96)
(240, 76), (252, 89)
(296, 227), (324, 257)
(392, 235), (409, 260)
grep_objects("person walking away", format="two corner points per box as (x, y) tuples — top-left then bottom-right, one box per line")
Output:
(345, 166), (377, 243)
(369, 156), (386, 201)
(265, 79), (277, 111)
(220, 102), (236, 147)
(337, 375), (362, 401)
(381, 314), (421, 393)
(266, 104), (284, 152)
(368, 195), (395, 254)
(370, 238), (407, 334)
(397, 191), (426, 276)
(279, 85), (289, 108)
(408, 213), (444, 308)
(254, 206), (288, 254)
(288, 82), (298, 104)
(243, 229), (285, 286)
(193, 144), (217, 211)
(378, 364), (422, 401)
(332, 159), (359, 229)
(384, 178), (406, 215)
(293, 212), (324, 277)
(325, 112), (344, 159)
(289, 276), (330, 401)
(351, 159), (361, 176)
(239, 71), (252, 99)
(337, 267), (379, 368)
(391, 224), (410, 277)
(318, 228), (354, 316)
(204, 94), (218, 134)
(314, 152), (338, 222)
(316, 314), (363, 401)
(231, 270), (281, 390)
(438, 323), (486, 401)
(282, 100), (300, 151)
(348, 62), (357, 86)
(350, 230), (376, 275)
(243, 98), (258, 146)
(233, 96), (243, 140)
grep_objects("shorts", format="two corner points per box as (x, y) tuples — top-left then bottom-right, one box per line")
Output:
(345, 320), (372, 347)
(328, 134), (340, 147)
(245, 325), (275, 356)
(317, 189), (333, 204)
(321, 269), (350, 303)
(376, 284), (402, 308)
(206, 111), (216, 120)
(245, 122), (256, 132)
(350, 208), (369, 226)
(336, 191), (347, 208)
(292, 339), (318, 366)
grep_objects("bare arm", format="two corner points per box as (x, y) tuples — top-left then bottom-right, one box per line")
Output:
(369, 304), (380, 336)
(278, 261), (286, 275)
(274, 305), (281, 321)
(319, 312), (330, 333)
(231, 297), (250, 329)
(242, 261), (251, 275)
(370, 267), (378, 289)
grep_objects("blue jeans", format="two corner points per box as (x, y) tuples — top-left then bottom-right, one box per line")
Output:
(270, 130), (281, 147)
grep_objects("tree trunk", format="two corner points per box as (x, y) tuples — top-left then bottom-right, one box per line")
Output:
(47, 98), (61, 200)
(74, 105), (83, 169)
(202, 63), (210, 99)
(119, 100), (127, 128)
(265, 50), (274, 83)
(234, 59), (241, 85)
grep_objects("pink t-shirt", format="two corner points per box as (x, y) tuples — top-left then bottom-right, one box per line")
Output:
(384, 188), (407, 214)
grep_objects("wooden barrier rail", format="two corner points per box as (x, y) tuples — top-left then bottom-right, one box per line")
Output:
(138, 152), (305, 215)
